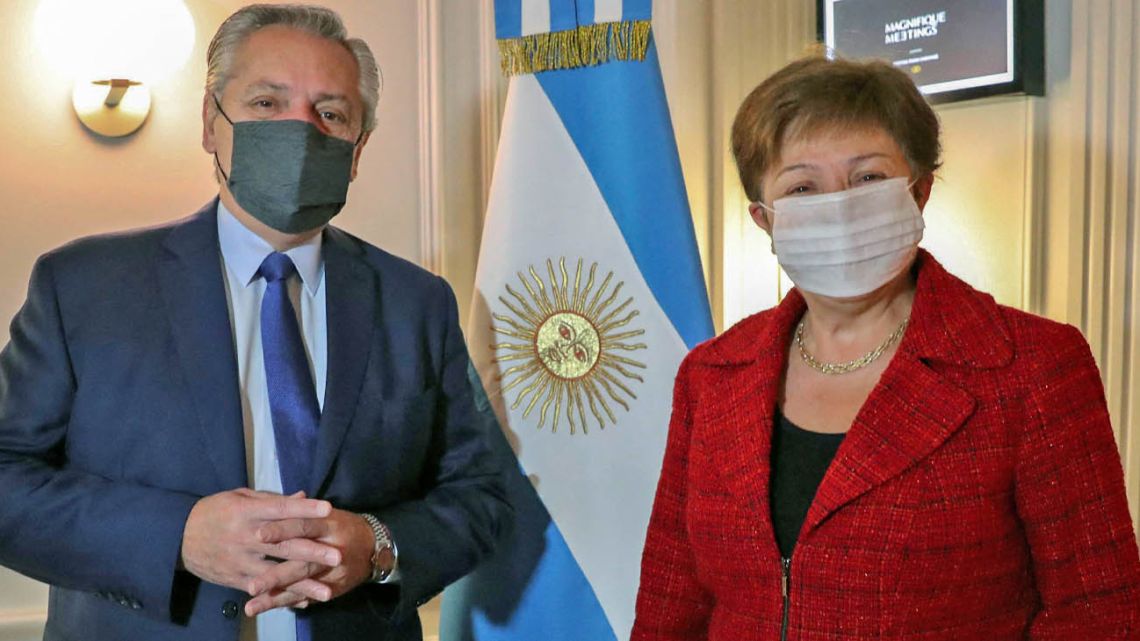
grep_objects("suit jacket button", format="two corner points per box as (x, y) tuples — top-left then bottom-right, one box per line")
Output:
(222, 600), (240, 619)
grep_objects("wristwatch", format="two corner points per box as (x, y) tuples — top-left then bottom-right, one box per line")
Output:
(360, 513), (397, 583)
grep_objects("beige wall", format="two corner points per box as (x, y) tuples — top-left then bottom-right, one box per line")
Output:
(0, 0), (423, 327)
(1, 0), (1137, 638)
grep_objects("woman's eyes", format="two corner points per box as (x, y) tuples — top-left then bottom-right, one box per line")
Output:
(781, 173), (888, 197)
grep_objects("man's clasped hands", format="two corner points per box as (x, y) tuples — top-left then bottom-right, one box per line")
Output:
(180, 488), (377, 617)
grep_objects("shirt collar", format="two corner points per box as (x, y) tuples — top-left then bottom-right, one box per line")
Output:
(216, 200), (324, 295)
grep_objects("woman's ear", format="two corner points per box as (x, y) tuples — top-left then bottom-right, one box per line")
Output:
(913, 174), (935, 212)
(748, 201), (773, 234)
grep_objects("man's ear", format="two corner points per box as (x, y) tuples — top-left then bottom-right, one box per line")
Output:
(913, 173), (935, 212)
(350, 130), (371, 182)
(202, 93), (217, 154)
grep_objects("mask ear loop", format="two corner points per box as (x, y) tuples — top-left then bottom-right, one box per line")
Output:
(907, 176), (928, 206)
(211, 93), (366, 186)
(211, 94), (234, 183)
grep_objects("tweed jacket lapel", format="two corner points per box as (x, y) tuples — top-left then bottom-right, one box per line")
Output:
(693, 289), (803, 530)
(799, 350), (976, 538)
(802, 251), (1013, 537)
(695, 250), (1014, 544)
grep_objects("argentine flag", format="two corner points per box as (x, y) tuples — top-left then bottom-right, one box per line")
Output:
(440, 1), (713, 640)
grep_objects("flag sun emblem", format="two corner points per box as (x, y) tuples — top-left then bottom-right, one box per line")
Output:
(491, 258), (648, 434)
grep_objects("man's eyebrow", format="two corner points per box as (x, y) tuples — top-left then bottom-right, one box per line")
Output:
(313, 93), (351, 105)
(242, 81), (290, 94)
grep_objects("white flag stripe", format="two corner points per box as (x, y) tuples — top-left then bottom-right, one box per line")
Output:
(520, 0), (551, 37)
(594, 0), (624, 24)
(469, 75), (689, 640)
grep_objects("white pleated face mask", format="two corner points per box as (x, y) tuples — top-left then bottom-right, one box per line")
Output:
(759, 176), (925, 298)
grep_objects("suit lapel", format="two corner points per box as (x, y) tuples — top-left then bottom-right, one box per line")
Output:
(158, 201), (247, 489)
(308, 227), (376, 496)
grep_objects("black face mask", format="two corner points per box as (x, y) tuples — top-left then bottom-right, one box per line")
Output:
(213, 96), (360, 234)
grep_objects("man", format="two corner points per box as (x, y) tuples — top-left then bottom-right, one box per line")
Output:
(0, 5), (511, 640)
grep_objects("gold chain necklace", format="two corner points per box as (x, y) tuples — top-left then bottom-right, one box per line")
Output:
(794, 316), (909, 375)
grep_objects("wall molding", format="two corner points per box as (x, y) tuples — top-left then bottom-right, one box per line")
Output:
(712, 0), (817, 329)
(1030, 0), (1138, 532)
(477, 0), (504, 216)
(416, 0), (445, 275)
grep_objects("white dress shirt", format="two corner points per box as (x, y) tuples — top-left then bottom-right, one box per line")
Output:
(217, 201), (326, 641)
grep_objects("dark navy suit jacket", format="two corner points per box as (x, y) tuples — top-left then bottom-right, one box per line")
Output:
(0, 201), (512, 640)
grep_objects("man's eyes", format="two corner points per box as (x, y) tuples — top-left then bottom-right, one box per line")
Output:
(239, 97), (354, 134)
(245, 99), (345, 121)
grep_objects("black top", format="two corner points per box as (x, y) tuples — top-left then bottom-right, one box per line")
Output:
(770, 410), (846, 559)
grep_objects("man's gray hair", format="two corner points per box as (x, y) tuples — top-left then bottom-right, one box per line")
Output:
(206, 4), (381, 132)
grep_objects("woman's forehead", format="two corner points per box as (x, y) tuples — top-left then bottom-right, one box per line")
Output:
(775, 124), (906, 170)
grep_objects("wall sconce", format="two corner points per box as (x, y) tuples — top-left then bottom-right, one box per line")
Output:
(34, 0), (195, 138)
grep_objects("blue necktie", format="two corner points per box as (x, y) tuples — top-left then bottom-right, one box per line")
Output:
(258, 252), (318, 641)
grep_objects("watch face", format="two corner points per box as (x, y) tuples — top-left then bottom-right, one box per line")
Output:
(374, 545), (395, 571)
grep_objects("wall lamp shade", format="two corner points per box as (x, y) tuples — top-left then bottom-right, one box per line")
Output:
(34, 0), (195, 137)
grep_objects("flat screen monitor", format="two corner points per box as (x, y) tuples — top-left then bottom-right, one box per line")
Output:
(818, 0), (1044, 103)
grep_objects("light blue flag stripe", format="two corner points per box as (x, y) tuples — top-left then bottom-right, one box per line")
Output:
(549, 0), (578, 33)
(497, 0), (652, 39)
(498, 0), (656, 39)
(449, 515), (617, 641)
(622, 0), (652, 21)
(439, 366), (617, 641)
(440, 483), (617, 641)
(535, 39), (714, 350)
(494, 0), (522, 39)
(575, 0), (596, 25)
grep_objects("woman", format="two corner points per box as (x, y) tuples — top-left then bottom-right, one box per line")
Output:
(631, 56), (1140, 640)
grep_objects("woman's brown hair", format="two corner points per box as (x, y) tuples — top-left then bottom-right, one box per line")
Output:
(731, 55), (942, 202)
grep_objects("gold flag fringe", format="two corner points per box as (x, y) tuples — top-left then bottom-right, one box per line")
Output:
(498, 20), (651, 77)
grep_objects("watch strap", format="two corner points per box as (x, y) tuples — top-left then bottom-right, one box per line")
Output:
(360, 513), (396, 583)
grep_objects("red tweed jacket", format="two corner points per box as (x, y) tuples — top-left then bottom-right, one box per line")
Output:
(631, 251), (1140, 640)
